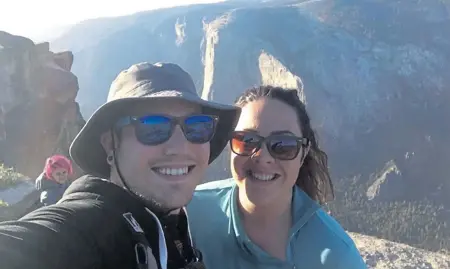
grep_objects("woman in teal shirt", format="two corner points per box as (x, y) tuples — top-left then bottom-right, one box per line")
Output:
(187, 85), (366, 268)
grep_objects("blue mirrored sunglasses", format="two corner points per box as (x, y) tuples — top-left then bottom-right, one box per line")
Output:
(115, 114), (219, 145)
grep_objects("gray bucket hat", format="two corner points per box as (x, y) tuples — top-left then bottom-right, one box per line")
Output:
(69, 62), (241, 178)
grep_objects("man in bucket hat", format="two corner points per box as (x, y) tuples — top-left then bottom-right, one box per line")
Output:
(0, 62), (240, 269)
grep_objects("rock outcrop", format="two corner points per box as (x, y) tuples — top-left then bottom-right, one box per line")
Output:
(350, 232), (450, 269)
(0, 31), (85, 178)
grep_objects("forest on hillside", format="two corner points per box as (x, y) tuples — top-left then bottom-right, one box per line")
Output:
(328, 176), (450, 252)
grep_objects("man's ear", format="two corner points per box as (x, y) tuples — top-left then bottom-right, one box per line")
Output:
(100, 130), (115, 152)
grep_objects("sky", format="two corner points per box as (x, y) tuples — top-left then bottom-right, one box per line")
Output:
(0, 0), (224, 42)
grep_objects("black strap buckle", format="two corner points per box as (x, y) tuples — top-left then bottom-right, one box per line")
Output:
(123, 212), (160, 269)
(192, 247), (203, 262)
(184, 247), (205, 269)
(135, 242), (154, 269)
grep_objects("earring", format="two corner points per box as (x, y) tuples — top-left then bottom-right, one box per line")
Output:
(106, 154), (114, 164)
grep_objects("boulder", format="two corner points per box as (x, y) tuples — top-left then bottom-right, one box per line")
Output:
(0, 31), (85, 178)
(351, 232), (450, 269)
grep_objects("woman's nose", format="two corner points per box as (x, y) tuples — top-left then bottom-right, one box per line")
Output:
(251, 144), (275, 164)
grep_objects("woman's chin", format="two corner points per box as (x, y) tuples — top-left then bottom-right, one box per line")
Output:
(243, 188), (275, 206)
(248, 196), (275, 209)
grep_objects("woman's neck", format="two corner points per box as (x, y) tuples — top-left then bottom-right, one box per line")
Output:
(238, 187), (292, 224)
(237, 188), (293, 260)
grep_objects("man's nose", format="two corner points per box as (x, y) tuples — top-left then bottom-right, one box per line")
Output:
(164, 125), (189, 155)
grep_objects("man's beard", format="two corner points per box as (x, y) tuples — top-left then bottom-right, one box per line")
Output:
(111, 158), (174, 215)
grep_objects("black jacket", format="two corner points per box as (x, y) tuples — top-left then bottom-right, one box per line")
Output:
(0, 175), (203, 269)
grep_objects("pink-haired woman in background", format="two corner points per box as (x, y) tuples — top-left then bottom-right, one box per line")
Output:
(35, 155), (73, 206)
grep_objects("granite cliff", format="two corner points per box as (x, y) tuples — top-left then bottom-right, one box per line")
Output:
(0, 31), (85, 178)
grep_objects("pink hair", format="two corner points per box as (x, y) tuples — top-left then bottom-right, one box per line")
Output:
(44, 155), (73, 180)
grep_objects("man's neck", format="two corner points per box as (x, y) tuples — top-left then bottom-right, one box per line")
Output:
(168, 208), (181, 215)
(109, 172), (123, 186)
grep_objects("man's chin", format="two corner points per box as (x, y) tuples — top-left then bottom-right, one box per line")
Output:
(160, 197), (191, 211)
(131, 181), (196, 211)
(138, 193), (191, 213)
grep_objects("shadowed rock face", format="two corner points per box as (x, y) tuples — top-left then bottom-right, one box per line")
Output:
(0, 31), (85, 178)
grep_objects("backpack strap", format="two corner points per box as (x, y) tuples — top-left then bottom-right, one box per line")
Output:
(145, 209), (168, 269)
(181, 208), (206, 269)
(123, 212), (163, 269)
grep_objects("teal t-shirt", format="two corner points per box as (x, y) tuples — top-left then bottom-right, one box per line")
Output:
(186, 179), (367, 269)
